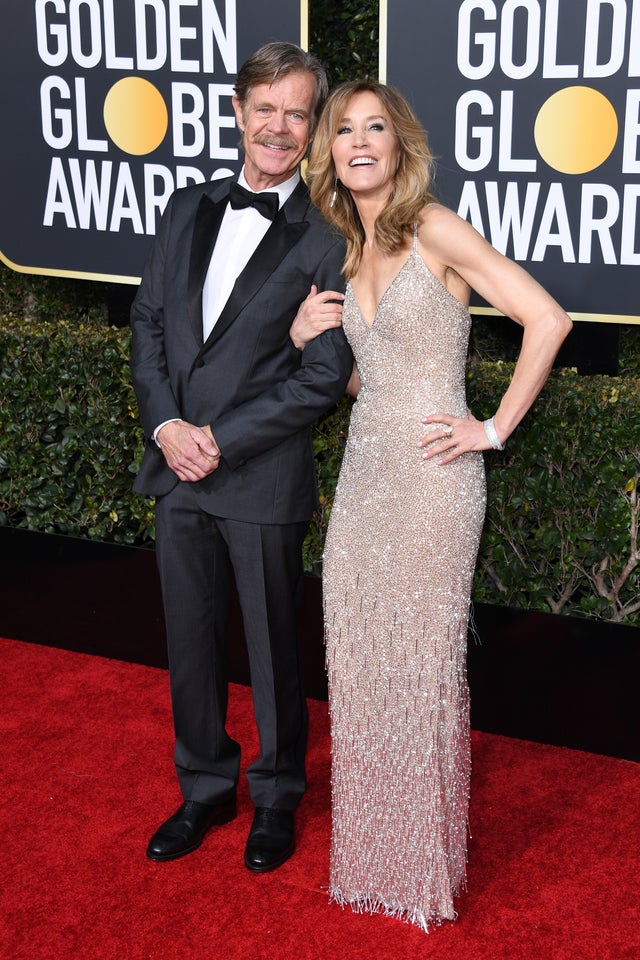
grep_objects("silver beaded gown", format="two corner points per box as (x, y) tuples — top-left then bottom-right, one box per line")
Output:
(323, 231), (487, 932)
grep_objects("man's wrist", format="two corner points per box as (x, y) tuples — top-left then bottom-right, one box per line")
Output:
(153, 418), (182, 447)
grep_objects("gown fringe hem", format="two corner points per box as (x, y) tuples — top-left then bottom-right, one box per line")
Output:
(327, 886), (459, 934)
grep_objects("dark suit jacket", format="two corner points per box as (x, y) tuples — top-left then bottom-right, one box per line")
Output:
(130, 176), (353, 524)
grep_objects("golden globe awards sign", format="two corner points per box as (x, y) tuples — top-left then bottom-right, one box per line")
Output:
(0, 0), (304, 282)
(383, 0), (640, 321)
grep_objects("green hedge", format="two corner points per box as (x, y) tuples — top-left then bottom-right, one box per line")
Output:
(467, 363), (640, 625)
(1, 317), (638, 626)
(0, 319), (151, 544)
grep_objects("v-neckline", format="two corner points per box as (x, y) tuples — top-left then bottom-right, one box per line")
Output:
(349, 252), (414, 329)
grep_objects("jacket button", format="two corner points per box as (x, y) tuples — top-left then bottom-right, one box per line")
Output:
(194, 358), (204, 368)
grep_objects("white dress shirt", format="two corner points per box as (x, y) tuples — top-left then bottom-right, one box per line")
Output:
(202, 169), (300, 340)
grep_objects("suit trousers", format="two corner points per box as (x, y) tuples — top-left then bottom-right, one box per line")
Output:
(154, 481), (310, 811)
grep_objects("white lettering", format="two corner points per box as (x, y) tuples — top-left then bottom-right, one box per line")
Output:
(68, 158), (113, 229)
(631, 0), (640, 77)
(457, 180), (638, 268)
(209, 166), (234, 181)
(457, 0), (639, 80)
(144, 164), (174, 233)
(621, 184), (640, 264)
(622, 89), (640, 173)
(207, 84), (237, 160)
(484, 180), (541, 257)
(172, 83), (206, 157)
(455, 91), (494, 171)
(43, 156), (77, 227)
(35, 0), (242, 73)
(109, 164), (144, 233)
(531, 183), (575, 261)
(499, 0), (540, 80)
(35, 0), (67, 67)
(170, 0), (199, 72)
(176, 165), (207, 189)
(202, 0), (237, 73)
(457, 0), (497, 80)
(542, 0), (579, 77)
(69, 0), (102, 69)
(498, 90), (537, 171)
(134, 0), (167, 70)
(103, 0), (134, 70)
(40, 76), (72, 149)
(578, 184), (619, 263)
(74, 77), (108, 151)
(456, 180), (487, 235)
(41, 158), (234, 234)
(584, 0), (627, 78)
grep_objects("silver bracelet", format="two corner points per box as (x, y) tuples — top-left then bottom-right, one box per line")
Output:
(483, 416), (505, 450)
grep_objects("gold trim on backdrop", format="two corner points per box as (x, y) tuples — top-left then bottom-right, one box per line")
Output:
(0, 250), (140, 285)
(471, 306), (640, 326)
(378, 0), (388, 82)
(568, 312), (640, 325)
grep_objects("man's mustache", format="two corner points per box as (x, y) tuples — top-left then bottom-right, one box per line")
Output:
(251, 135), (297, 150)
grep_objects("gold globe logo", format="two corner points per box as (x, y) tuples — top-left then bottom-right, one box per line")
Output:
(103, 77), (168, 156)
(534, 86), (618, 175)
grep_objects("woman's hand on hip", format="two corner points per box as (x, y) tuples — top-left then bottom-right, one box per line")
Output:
(418, 410), (492, 464)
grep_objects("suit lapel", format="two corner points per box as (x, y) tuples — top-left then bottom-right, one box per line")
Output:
(199, 180), (312, 352)
(187, 192), (228, 343)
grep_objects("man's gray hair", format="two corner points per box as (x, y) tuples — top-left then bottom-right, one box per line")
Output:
(234, 42), (328, 133)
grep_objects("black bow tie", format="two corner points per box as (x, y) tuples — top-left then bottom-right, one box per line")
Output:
(228, 182), (279, 221)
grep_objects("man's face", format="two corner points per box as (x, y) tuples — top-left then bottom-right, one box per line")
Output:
(233, 71), (316, 191)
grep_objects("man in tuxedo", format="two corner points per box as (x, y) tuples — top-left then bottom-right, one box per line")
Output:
(130, 42), (352, 872)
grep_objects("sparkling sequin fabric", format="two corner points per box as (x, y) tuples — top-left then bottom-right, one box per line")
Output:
(323, 238), (487, 932)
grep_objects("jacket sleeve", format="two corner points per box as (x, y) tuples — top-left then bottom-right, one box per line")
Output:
(212, 240), (353, 471)
(129, 194), (182, 440)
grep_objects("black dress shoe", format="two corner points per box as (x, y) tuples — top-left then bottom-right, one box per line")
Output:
(244, 807), (295, 873)
(146, 798), (236, 861)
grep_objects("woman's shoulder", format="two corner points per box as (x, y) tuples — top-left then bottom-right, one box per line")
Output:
(417, 202), (483, 255)
(413, 203), (476, 300)
(418, 201), (463, 233)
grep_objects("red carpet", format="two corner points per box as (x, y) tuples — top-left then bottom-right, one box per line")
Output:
(1, 637), (638, 960)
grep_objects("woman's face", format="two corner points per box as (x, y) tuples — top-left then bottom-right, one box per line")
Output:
(331, 91), (400, 201)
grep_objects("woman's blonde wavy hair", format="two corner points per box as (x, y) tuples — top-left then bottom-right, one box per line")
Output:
(307, 81), (437, 278)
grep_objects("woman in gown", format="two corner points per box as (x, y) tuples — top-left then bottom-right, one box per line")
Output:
(297, 81), (572, 932)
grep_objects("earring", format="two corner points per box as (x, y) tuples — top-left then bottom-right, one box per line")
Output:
(329, 177), (338, 209)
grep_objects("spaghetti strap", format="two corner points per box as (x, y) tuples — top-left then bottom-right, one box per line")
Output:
(412, 222), (418, 252)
